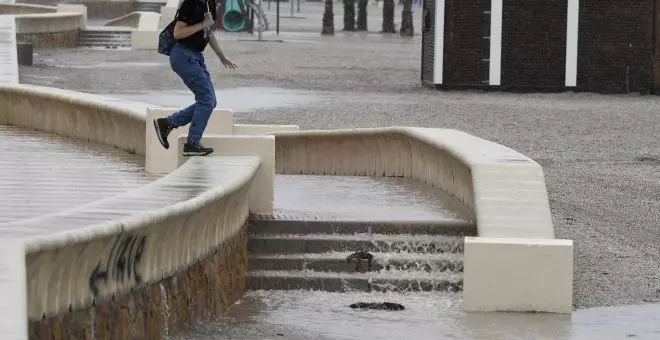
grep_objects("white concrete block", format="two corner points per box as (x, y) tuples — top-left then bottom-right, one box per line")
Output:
(146, 107), (233, 174)
(463, 237), (573, 314)
(57, 4), (87, 29)
(178, 135), (274, 214)
(159, 7), (177, 28)
(0, 240), (27, 339)
(131, 30), (158, 50)
(233, 124), (299, 135)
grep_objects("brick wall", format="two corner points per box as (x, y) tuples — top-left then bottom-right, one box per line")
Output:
(421, 0), (436, 85)
(443, 0), (490, 86)
(577, 0), (654, 93)
(422, 0), (657, 93)
(501, 0), (567, 88)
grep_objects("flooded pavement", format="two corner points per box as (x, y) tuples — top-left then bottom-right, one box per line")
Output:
(0, 125), (152, 224)
(98, 87), (325, 113)
(173, 291), (660, 340)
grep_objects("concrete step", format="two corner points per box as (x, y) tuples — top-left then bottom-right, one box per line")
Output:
(246, 270), (463, 292)
(249, 252), (464, 273)
(79, 30), (132, 36)
(77, 31), (133, 48)
(249, 218), (476, 236)
(133, 2), (165, 12)
(77, 38), (132, 44)
(248, 233), (465, 255)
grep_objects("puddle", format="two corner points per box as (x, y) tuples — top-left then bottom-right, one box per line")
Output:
(101, 87), (323, 113)
(172, 291), (660, 340)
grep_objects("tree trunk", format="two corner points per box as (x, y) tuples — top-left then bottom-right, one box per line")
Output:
(343, 0), (356, 31)
(400, 0), (413, 36)
(357, 0), (368, 31)
(382, 0), (396, 33)
(322, 0), (335, 35)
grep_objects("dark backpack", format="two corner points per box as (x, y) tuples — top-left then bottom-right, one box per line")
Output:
(157, 9), (181, 56)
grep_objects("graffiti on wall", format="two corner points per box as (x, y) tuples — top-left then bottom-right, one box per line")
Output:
(88, 233), (147, 297)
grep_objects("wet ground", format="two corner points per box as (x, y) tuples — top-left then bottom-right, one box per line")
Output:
(10, 0), (660, 337)
(173, 291), (660, 340)
(0, 125), (152, 224)
(104, 87), (324, 114)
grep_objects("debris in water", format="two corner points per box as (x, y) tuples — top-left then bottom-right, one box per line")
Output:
(346, 251), (373, 272)
(349, 302), (405, 311)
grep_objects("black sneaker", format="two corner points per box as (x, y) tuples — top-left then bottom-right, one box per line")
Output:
(183, 142), (214, 156)
(153, 118), (173, 149)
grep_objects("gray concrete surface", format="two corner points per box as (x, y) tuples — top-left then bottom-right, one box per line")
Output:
(16, 2), (660, 309)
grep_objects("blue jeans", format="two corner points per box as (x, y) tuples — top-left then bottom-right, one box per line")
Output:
(167, 43), (217, 144)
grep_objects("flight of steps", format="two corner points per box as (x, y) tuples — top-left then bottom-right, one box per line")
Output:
(132, 1), (165, 12)
(77, 30), (132, 49)
(247, 219), (475, 293)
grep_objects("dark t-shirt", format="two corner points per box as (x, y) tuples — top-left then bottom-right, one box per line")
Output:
(176, 0), (218, 52)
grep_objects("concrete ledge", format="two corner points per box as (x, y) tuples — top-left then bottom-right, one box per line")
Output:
(1, 155), (260, 322)
(0, 240), (27, 340)
(273, 127), (554, 239)
(12, 12), (83, 48)
(62, 0), (133, 20)
(106, 11), (160, 31)
(146, 107), (234, 174)
(463, 237), (574, 313)
(132, 29), (158, 49)
(0, 84), (151, 154)
(0, 3), (56, 14)
(233, 123), (300, 135)
(159, 6), (176, 28)
(0, 16), (19, 84)
(57, 4), (87, 29)
(179, 135), (275, 215)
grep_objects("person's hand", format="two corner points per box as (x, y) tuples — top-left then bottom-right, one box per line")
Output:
(220, 57), (237, 69)
(202, 12), (214, 28)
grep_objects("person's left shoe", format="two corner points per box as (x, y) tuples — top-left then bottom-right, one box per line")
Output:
(183, 142), (214, 156)
(153, 118), (173, 149)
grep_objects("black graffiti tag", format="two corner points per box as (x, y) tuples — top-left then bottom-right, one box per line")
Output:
(88, 233), (146, 297)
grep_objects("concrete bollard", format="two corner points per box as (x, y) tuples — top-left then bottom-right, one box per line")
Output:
(178, 134), (275, 214)
(16, 43), (33, 66)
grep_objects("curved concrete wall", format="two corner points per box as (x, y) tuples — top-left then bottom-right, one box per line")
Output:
(0, 84), (150, 154)
(273, 127), (553, 239)
(0, 3), (55, 14)
(8, 155), (259, 328)
(14, 12), (82, 47)
(105, 10), (159, 30)
(60, 0), (134, 19)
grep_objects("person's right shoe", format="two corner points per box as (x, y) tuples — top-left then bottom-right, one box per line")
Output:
(183, 142), (214, 156)
(153, 118), (173, 149)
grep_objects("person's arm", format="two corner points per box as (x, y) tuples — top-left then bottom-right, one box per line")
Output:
(209, 31), (237, 69)
(173, 21), (205, 40)
(208, 32), (226, 59)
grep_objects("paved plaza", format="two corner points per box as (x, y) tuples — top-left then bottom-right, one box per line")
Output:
(19, 4), (660, 310)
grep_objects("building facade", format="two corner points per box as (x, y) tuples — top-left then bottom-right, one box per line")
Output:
(421, 0), (657, 94)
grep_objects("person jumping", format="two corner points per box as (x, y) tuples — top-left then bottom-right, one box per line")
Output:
(153, 0), (237, 156)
